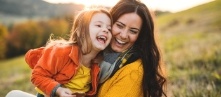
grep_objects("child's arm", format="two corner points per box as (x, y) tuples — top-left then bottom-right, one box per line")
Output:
(30, 46), (67, 96)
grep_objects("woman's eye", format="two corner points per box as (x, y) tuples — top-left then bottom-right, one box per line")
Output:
(108, 28), (111, 32)
(130, 30), (138, 34)
(116, 24), (123, 29)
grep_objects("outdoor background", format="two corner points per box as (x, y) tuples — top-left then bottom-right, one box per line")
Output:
(0, 0), (221, 97)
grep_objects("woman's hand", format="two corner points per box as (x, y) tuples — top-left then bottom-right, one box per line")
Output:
(56, 87), (76, 97)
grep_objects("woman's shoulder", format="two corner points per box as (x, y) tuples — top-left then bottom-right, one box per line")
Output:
(124, 59), (142, 70)
(119, 59), (143, 75)
(110, 59), (143, 83)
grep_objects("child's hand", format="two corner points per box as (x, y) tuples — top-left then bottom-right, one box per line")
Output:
(72, 92), (86, 97)
(56, 87), (76, 97)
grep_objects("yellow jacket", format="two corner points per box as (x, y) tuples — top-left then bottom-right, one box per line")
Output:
(97, 59), (143, 97)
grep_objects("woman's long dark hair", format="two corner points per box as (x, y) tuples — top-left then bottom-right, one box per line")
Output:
(110, 0), (167, 97)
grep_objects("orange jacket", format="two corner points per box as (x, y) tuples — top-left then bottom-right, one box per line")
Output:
(25, 44), (100, 96)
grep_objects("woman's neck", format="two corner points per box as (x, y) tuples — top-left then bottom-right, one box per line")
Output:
(80, 50), (99, 67)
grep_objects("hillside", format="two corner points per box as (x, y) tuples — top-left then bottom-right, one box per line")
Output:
(0, 0), (84, 17)
(0, 0), (84, 24)
(156, 0), (221, 96)
(156, 0), (221, 34)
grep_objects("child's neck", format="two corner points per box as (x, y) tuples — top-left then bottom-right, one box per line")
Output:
(81, 50), (99, 68)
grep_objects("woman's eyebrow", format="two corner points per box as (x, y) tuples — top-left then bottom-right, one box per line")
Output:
(116, 21), (140, 31)
(116, 21), (125, 26)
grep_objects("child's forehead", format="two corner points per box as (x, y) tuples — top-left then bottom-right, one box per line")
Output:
(92, 12), (110, 19)
(91, 13), (111, 24)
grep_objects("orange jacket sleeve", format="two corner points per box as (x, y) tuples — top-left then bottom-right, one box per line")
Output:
(25, 47), (44, 69)
(30, 45), (68, 96)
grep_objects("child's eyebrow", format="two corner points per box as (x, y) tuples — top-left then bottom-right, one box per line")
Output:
(95, 21), (111, 26)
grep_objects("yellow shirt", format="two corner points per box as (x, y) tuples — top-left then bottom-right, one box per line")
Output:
(36, 65), (91, 94)
(63, 65), (91, 93)
(97, 59), (143, 97)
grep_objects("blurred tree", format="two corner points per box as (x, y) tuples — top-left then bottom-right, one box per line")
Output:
(5, 17), (71, 58)
(6, 21), (44, 58)
(39, 18), (70, 45)
(0, 24), (8, 59)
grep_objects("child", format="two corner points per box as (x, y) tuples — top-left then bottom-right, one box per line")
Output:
(25, 8), (112, 97)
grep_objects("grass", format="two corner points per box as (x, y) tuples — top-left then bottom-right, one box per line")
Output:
(156, 1), (221, 96)
(0, 56), (36, 96)
(159, 31), (221, 96)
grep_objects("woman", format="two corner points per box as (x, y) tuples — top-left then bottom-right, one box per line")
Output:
(97, 0), (167, 97)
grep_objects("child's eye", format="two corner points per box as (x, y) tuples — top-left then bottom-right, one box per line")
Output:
(96, 25), (101, 27)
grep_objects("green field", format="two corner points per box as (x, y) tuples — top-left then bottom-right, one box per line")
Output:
(1, 0), (221, 97)
(157, 0), (221, 96)
(0, 56), (36, 96)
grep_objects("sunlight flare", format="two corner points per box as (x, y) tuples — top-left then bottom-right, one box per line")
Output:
(43, 0), (214, 13)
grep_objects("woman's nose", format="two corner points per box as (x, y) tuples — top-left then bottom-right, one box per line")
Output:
(120, 29), (128, 39)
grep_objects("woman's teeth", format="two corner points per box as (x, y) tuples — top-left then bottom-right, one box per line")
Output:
(116, 38), (126, 45)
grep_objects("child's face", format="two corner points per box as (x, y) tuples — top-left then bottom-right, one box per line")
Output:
(89, 13), (112, 51)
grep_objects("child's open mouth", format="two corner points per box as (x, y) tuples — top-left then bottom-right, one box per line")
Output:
(97, 35), (107, 44)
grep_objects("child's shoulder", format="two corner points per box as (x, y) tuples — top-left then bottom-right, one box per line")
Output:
(45, 43), (75, 56)
(25, 43), (77, 69)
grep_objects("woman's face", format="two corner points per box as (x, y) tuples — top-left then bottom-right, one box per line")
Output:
(111, 13), (142, 52)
